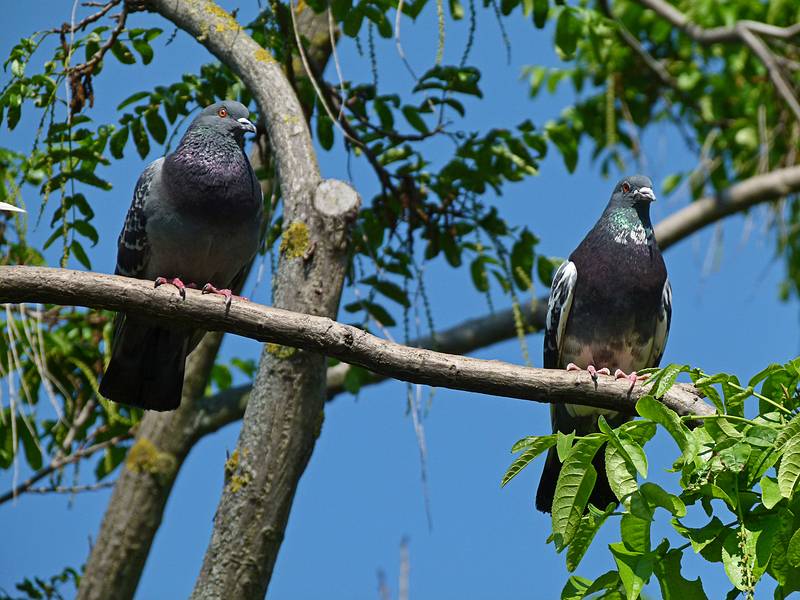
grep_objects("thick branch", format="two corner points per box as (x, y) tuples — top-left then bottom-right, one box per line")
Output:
(654, 165), (800, 250)
(0, 266), (713, 418)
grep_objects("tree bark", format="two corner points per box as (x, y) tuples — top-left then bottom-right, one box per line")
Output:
(76, 332), (223, 600)
(137, 2), (361, 597)
(71, 3), (339, 597)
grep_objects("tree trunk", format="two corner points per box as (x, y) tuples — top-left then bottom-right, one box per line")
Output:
(74, 4), (336, 597)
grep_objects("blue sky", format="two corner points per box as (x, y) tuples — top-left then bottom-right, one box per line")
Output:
(2, 2), (798, 599)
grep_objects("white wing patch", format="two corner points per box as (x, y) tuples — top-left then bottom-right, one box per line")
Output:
(648, 278), (673, 366)
(544, 260), (577, 368)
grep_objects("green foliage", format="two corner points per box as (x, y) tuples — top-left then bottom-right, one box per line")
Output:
(504, 359), (800, 598)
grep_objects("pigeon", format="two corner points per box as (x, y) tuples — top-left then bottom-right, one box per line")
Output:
(98, 101), (262, 411)
(535, 175), (672, 513)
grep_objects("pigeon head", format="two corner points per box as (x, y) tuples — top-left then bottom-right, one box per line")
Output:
(608, 175), (656, 210)
(189, 101), (257, 145)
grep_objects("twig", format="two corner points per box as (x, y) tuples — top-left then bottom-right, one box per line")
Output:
(0, 432), (132, 504)
(26, 481), (116, 495)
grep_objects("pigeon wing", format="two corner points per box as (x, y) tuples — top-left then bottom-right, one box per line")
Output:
(114, 159), (162, 278)
(543, 260), (577, 370)
(647, 277), (672, 368)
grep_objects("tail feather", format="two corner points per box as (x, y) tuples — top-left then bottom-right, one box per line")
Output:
(99, 315), (190, 411)
(535, 404), (625, 513)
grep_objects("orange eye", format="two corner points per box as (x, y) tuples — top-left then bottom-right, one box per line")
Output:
(622, 182), (630, 193)
(218, 107), (228, 118)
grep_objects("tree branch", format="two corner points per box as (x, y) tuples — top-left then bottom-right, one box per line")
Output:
(634, 0), (800, 122)
(653, 165), (800, 250)
(0, 266), (713, 418)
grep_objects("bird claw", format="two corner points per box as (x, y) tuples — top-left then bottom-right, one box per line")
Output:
(566, 363), (610, 382)
(614, 369), (647, 394)
(201, 283), (245, 310)
(154, 276), (191, 300)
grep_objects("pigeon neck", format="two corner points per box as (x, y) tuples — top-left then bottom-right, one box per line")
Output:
(601, 204), (654, 246)
(164, 128), (254, 214)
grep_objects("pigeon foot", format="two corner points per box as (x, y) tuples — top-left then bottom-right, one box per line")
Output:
(566, 363), (610, 382)
(614, 369), (647, 393)
(154, 277), (194, 300)
(201, 283), (247, 310)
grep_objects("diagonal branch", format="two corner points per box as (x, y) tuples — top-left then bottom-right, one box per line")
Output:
(0, 266), (713, 418)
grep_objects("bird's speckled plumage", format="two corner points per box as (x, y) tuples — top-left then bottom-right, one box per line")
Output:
(536, 175), (672, 513)
(99, 101), (262, 411)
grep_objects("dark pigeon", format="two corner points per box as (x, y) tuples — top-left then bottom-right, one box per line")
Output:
(535, 175), (672, 513)
(99, 101), (262, 411)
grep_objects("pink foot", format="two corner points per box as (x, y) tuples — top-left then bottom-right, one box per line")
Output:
(202, 283), (247, 310)
(566, 363), (610, 382)
(154, 277), (193, 299)
(614, 369), (647, 393)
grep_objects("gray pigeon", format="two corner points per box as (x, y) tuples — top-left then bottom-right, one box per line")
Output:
(536, 175), (672, 513)
(99, 101), (262, 411)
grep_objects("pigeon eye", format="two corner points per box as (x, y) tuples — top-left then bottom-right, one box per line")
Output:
(621, 182), (630, 193)
(217, 107), (228, 118)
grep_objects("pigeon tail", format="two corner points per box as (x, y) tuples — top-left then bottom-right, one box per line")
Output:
(535, 446), (618, 513)
(535, 404), (622, 513)
(99, 315), (189, 411)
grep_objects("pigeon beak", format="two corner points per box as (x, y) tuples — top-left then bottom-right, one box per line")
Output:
(0, 201), (25, 213)
(634, 187), (656, 202)
(237, 117), (257, 134)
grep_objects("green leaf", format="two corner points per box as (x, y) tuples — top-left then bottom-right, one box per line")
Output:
(533, 0), (548, 28)
(787, 527), (800, 567)
(654, 548), (708, 600)
(110, 40), (136, 64)
(73, 219), (99, 246)
(145, 110), (167, 145)
(606, 443), (638, 502)
(117, 90), (150, 110)
(470, 257), (490, 292)
(343, 365), (371, 394)
(131, 118), (150, 158)
(779, 432), (800, 498)
(70, 240), (91, 269)
(651, 363), (688, 398)
(448, 0), (464, 19)
(661, 173), (683, 195)
(760, 475), (782, 509)
(609, 542), (654, 600)
(620, 500), (651, 553)
(501, 435), (557, 487)
(775, 412), (800, 449)
(402, 105), (429, 134)
(554, 7), (582, 58)
(537, 255), (563, 288)
(636, 395), (693, 457)
(598, 416), (647, 477)
(560, 576), (591, 600)
(556, 430), (575, 462)
(132, 39), (154, 65)
(110, 125), (129, 159)
(721, 528), (754, 591)
(672, 517), (725, 557)
(566, 503), (614, 571)
(17, 420), (42, 470)
(552, 436), (604, 550)
(361, 276), (410, 307)
(640, 482), (686, 517)
(316, 113), (334, 151)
